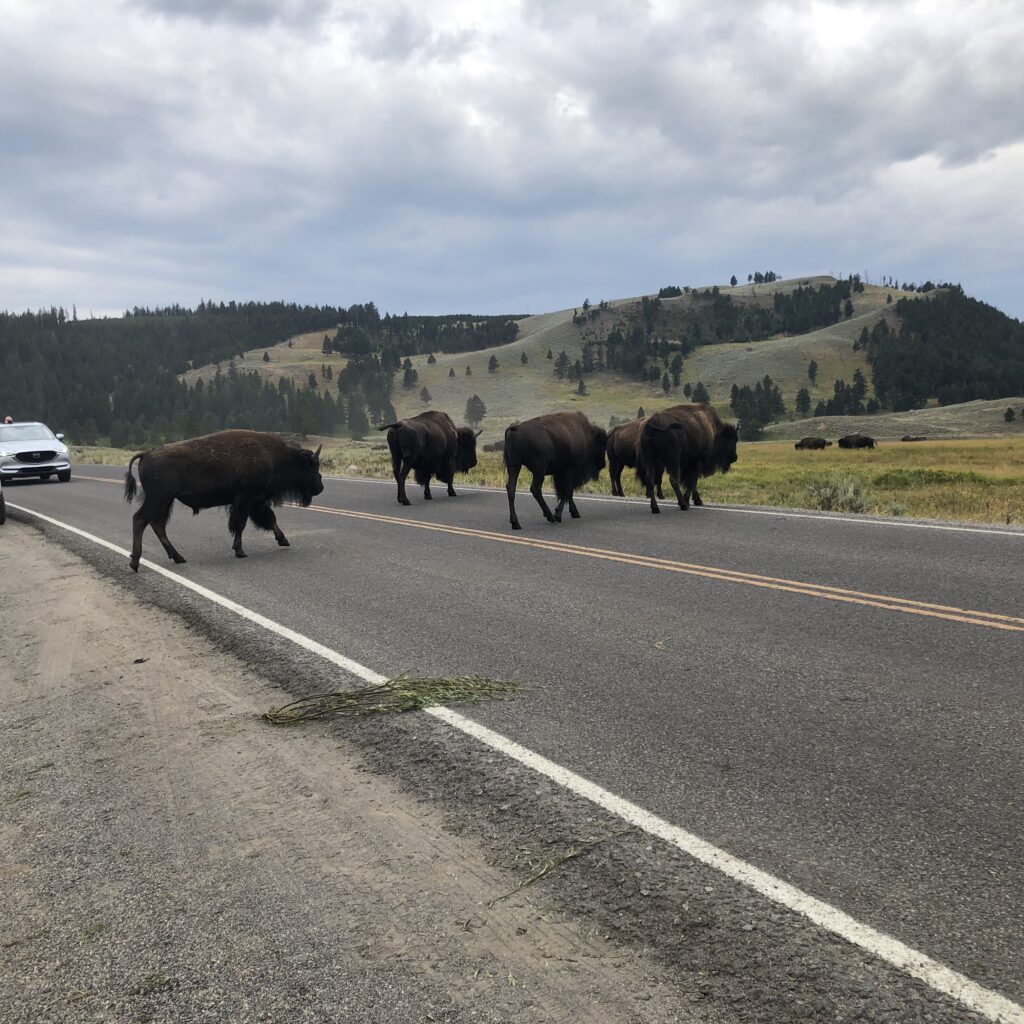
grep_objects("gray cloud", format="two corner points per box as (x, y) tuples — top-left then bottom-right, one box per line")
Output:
(1, 0), (1021, 318)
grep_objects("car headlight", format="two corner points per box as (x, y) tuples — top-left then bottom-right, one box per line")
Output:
(0, 450), (12, 458)
(57, 447), (69, 457)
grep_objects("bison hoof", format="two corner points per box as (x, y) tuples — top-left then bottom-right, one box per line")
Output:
(511, 521), (522, 531)
(424, 493), (432, 500)
(570, 509), (581, 519)
(277, 538), (290, 547)
(130, 558), (140, 573)
(650, 506), (661, 515)
(447, 489), (457, 497)
(235, 550), (247, 559)
(692, 496), (704, 507)
(399, 498), (411, 506)
(173, 555), (187, 564)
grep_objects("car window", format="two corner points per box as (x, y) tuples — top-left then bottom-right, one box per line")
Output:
(0, 424), (57, 443)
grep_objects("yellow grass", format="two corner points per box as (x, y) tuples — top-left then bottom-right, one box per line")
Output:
(71, 437), (1024, 527)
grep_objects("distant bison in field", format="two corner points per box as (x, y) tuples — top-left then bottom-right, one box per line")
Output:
(901, 435), (928, 442)
(379, 410), (479, 505)
(504, 411), (607, 530)
(838, 433), (877, 449)
(123, 430), (324, 571)
(795, 436), (832, 450)
(637, 404), (738, 514)
(606, 416), (663, 499)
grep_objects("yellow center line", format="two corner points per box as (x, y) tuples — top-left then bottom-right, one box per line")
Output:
(303, 503), (1024, 634)
(75, 474), (1023, 634)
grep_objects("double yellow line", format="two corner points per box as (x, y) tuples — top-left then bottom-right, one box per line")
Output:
(304, 503), (1024, 634)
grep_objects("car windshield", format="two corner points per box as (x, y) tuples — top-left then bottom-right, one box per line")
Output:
(0, 424), (57, 443)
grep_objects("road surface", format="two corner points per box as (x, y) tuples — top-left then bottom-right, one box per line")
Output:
(6, 469), (1023, 1023)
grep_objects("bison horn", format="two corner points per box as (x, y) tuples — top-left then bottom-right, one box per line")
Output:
(475, 429), (483, 438)
(313, 444), (322, 459)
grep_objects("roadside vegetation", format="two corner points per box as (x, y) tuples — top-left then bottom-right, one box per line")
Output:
(84, 438), (1024, 526)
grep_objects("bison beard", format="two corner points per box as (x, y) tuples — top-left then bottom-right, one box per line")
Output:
(637, 404), (738, 514)
(123, 430), (324, 571)
(503, 411), (607, 530)
(379, 410), (479, 506)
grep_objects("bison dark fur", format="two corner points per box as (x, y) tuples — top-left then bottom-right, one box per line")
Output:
(503, 411), (607, 530)
(637, 404), (738, 514)
(838, 433), (877, 449)
(379, 410), (479, 505)
(606, 417), (664, 499)
(795, 436), (832, 450)
(123, 430), (324, 571)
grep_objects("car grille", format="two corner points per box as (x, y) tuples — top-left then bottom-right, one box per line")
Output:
(14, 450), (56, 464)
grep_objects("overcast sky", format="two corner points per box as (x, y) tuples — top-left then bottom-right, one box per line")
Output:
(2, 0), (1022, 319)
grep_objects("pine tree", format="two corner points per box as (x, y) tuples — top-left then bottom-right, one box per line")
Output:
(420, 386), (432, 404)
(449, 367), (456, 378)
(488, 354), (499, 373)
(465, 394), (486, 426)
(427, 353), (437, 364)
(808, 359), (818, 384)
(730, 275), (737, 287)
(1006, 407), (1016, 423)
(546, 349), (553, 360)
(661, 372), (671, 395)
(521, 351), (528, 365)
(795, 387), (811, 416)
(637, 407), (645, 418)
(263, 351), (270, 363)
(692, 381), (710, 403)
(465, 365), (472, 376)
(577, 378), (588, 396)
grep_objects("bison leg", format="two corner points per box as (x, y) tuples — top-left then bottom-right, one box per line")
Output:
(656, 472), (665, 501)
(129, 507), (149, 572)
(668, 471), (689, 511)
(250, 501), (289, 547)
(568, 496), (581, 519)
(609, 459), (622, 497)
(396, 458), (415, 505)
(532, 471), (557, 523)
(423, 479), (433, 500)
(150, 502), (186, 565)
(506, 462), (522, 530)
(228, 496), (252, 558)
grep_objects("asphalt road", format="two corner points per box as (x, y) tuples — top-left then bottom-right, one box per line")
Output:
(7, 469), (1023, 1013)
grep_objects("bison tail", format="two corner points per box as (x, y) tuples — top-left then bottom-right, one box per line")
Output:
(123, 453), (143, 503)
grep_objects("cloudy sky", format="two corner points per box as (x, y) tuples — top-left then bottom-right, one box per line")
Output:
(2, 0), (1023, 319)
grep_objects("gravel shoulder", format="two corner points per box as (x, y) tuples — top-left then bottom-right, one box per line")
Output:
(0, 523), (693, 1024)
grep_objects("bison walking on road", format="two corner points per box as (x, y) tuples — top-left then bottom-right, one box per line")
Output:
(795, 436), (832, 450)
(504, 411), (607, 530)
(606, 417), (663, 499)
(637, 404), (738, 514)
(838, 433), (877, 449)
(123, 430), (324, 571)
(379, 411), (479, 506)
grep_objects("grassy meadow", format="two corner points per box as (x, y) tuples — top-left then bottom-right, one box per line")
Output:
(318, 436), (1024, 526)
(73, 435), (1024, 525)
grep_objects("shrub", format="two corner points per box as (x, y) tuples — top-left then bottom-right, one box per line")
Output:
(805, 474), (870, 513)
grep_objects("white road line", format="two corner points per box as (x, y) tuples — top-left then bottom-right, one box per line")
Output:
(11, 501), (1024, 1022)
(321, 474), (1024, 538)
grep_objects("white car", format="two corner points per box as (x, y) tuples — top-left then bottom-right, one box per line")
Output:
(0, 421), (72, 483)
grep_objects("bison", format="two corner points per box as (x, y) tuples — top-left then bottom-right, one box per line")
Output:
(606, 417), (664, 499)
(901, 435), (928, 442)
(795, 436), (832, 450)
(637, 404), (738, 514)
(838, 433), (877, 449)
(504, 411), (607, 530)
(379, 410), (479, 506)
(123, 430), (324, 572)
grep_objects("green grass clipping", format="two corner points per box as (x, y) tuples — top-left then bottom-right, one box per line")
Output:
(264, 674), (523, 725)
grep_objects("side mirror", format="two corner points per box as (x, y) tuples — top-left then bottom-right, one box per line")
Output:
(56, 433), (65, 441)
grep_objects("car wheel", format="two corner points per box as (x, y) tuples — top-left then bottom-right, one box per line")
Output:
(57, 470), (71, 483)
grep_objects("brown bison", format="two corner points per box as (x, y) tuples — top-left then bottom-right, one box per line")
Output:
(838, 433), (877, 449)
(901, 435), (928, 442)
(379, 411), (479, 506)
(504, 411), (607, 530)
(637, 404), (738, 514)
(606, 417), (664, 499)
(795, 436), (832, 450)
(123, 430), (324, 572)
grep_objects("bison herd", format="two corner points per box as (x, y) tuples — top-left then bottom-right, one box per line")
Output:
(796, 433), (877, 450)
(123, 402), (890, 568)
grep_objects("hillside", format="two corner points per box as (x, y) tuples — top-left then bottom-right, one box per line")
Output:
(763, 397), (1024, 441)
(350, 277), (917, 439)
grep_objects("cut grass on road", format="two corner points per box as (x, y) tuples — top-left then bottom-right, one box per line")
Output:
(80, 438), (1024, 526)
